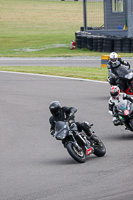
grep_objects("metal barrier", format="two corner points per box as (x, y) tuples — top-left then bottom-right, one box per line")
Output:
(101, 55), (109, 68)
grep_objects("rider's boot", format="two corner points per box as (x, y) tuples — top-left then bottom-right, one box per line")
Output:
(82, 121), (101, 145)
(113, 117), (122, 126)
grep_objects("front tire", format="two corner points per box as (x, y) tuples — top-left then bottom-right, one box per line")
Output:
(129, 119), (133, 131)
(66, 142), (86, 163)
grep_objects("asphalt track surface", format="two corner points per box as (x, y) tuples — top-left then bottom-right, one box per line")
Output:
(0, 57), (133, 67)
(1, 71), (133, 200)
(0, 57), (100, 67)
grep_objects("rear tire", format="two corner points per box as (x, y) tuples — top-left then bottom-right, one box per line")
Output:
(66, 142), (86, 163)
(91, 136), (106, 157)
(94, 142), (106, 157)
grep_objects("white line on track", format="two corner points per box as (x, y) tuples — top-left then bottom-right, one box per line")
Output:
(0, 57), (132, 60)
(0, 71), (108, 84)
(0, 58), (101, 61)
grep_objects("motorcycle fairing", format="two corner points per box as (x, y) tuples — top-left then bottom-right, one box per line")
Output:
(55, 121), (69, 140)
(117, 66), (132, 79)
(117, 100), (132, 118)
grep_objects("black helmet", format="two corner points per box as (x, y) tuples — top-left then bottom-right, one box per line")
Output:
(49, 101), (61, 116)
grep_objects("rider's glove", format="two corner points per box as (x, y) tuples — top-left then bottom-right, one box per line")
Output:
(68, 112), (74, 120)
(50, 130), (55, 136)
(109, 110), (113, 116)
(113, 118), (121, 126)
(130, 97), (133, 102)
(107, 77), (110, 82)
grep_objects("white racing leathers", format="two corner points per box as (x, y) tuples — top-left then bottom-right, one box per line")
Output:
(108, 93), (132, 124)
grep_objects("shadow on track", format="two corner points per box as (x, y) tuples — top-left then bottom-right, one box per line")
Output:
(106, 130), (133, 141)
(37, 155), (98, 166)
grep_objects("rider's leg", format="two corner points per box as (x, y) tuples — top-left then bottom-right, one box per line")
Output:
(76, 121), (101, 144)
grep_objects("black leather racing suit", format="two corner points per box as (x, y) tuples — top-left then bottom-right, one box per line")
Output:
(107, 58), (130, 88)
(49, 106), (91, 136)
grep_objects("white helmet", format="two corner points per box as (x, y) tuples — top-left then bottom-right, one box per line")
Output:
(109, 52), (118, 64)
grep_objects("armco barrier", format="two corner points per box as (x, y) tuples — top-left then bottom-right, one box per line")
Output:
(101, 55), (120, 68)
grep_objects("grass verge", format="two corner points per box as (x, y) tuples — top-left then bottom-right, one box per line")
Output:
(0, 0), (133, 57)
(0, 66), (108, 81)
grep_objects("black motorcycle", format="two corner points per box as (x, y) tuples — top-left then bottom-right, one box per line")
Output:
(117, 99), (133, 131)
(53, 120), (106, 163)
(109, 66), (133, 95)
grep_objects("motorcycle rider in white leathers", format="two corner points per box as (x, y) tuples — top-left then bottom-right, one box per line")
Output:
(108, 86), (133, 126)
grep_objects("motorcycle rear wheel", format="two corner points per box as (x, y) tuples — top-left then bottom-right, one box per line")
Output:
(66, 142), (86, 163)
(91, 136), (106, 157)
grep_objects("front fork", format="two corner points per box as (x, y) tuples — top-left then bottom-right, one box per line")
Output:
(63, 132), (82, 151)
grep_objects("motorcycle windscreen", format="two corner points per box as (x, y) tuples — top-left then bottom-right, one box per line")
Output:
(117, 66), (131, 78)
(55, 121), (66, 131)
(117, 99), (128, 110)
(117, 100), (131, 117)
(55, 121), (69, 140)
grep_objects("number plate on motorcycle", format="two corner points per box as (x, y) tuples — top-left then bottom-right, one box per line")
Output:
(86, 147), (92, 156)
(124, 110), (129, 115)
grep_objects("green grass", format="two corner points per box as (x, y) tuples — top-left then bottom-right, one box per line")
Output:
(0, 0), (133, 57)
(0, 0), (83, 57)
(0, 66), (108, 81)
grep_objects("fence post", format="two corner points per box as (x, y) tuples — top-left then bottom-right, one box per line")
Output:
(101, 55), (109, 68)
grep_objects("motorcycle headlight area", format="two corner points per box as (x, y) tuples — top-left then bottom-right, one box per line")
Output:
(62, 130), (68, 139)
(56, 129), (68, 140)
(125, 72), (133, 79)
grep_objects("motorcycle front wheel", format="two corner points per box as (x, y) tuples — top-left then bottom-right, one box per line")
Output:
(129, 119), (133, 131)
(66, 142), (86, 163)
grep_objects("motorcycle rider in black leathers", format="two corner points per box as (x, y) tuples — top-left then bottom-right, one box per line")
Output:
(49, 101), (100, 144)
(108, 86), (133, 126)
(107, 52), (130, 90)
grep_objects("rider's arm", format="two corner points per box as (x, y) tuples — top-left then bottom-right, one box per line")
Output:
(123, 94), (133, 102)
(69, 107), (77, 115)
(119, 58), (130, 69)
(49, 116), (55, 135)
(62, 106), (77, 119)
(107, 61), (116, 77)
(108, 99), (114, 116)
(107, 61), (112, 76)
